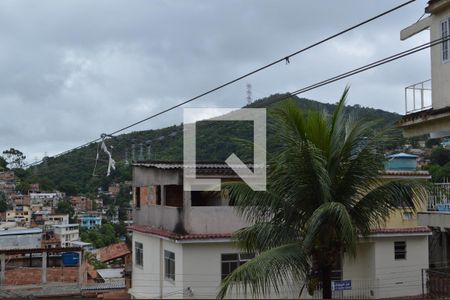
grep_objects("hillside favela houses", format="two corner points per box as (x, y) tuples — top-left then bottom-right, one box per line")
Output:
(128, 156), (431, 299)
(0, 170), (131, 297)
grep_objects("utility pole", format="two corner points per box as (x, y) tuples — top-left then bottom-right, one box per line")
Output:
(246, 83), (252, 105)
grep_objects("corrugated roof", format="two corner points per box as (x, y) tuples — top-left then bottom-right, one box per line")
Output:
(81, 281), (126, 291)
(0, 228), (42, 236)
(133, 161), (265, 176)
(96, 268), (124, 279)
(128, 224), (232, 241)
(134, 160), (256, 168)
(387, 153), (418, 159)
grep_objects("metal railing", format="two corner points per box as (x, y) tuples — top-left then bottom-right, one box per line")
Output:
(428, 182), (450, 211)
(405, 79), (432, 114)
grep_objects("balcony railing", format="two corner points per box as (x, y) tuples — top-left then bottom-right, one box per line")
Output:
(405, 79), (432, 114)
(428, 182), (450, 211)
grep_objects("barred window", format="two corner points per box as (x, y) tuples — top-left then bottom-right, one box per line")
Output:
(394, 241), (407, 260)
(441, 18), (450, 62)
(135, 242), (143, 266)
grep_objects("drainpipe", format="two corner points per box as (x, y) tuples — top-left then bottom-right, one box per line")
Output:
(160, 238), (164, 299)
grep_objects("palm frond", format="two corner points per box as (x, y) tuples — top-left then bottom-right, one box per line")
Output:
(217, 243), (309, 299)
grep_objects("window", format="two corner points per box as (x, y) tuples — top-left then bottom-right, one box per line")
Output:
(135, 187), (141, 208)
(441, 18), (450, 62)
(135, 242), (143, 266)
(402, 212), (414, 220)
(394, 241), (407, 260)
(221, 253), (255, 280)
(164, 250), (175, 281)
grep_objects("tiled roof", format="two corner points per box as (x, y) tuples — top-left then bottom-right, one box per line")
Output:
(128, 224), (232, 241)
(98, 242), (131, 263)
(129, 224), (431, 240)
(370, 227), (431, 235)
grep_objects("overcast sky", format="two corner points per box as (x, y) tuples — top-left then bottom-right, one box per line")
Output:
(0, 0), (432, 162)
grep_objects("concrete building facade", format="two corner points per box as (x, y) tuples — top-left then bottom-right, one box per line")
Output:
(129, 162), (430, 299)
(53, 224), (80, 248)
(398, 0), (450, 137)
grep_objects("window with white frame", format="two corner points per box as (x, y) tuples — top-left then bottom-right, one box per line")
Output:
(402, 211), (414, 220)
(164, 250), (175, 281)
(441, 18), (450, 62)
(394, 241), (407, 260)
(135, 242), (143, 267)
(221, 253), (255, 280)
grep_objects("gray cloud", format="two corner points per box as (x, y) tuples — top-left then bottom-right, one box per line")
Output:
(0, 0), (431, 161)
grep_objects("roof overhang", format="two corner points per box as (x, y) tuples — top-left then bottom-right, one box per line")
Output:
(396, 107), (450, 138)
(128, 224), (232, 243)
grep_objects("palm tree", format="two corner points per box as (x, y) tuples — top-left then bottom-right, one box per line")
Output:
(218, 88), (428, 299)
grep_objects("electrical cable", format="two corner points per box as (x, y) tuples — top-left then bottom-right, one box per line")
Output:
(22, 0), (417, 168)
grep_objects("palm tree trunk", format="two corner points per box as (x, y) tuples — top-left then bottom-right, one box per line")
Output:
(321, 265), (332, 299)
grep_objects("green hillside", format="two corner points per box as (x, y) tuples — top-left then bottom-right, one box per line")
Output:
(19, 93), (408, 195)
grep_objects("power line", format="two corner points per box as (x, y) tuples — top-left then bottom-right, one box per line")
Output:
(24, 0), (416, 168)
(28, 35), (448, 178)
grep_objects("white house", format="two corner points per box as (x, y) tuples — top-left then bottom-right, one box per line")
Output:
(53, 223), (79, 248)
(128, 162), (430, 299)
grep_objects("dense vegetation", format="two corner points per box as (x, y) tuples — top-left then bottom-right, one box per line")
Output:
(426, 147), (450, 182)
(217, 90), (428, 299)
(8, 94), (410, 195)
(80, 222), (127, 248)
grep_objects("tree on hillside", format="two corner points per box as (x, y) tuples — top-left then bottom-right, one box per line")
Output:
(56, 199), (76, 223)
(431, 147), (450, 166)
(80, 223), (119, 248)
(0, 191), (9, 212)
(0, 157), (7, 171)
(218, 88), (428, 299)
(2, 148), (26, 169)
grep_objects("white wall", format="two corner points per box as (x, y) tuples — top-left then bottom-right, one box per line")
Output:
(182, 242), (301, 299)
(430, 10), (450, 110)
(342, 241), (377, 299)
(131, 236), (301, 299)
(130, 232), (184, 299)
(373, 235), (428, 299)
(341, 236), (428, 299)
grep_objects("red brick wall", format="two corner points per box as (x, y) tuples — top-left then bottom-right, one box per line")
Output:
(4, 267), (78, 285)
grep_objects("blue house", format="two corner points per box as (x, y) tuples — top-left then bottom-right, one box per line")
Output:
(384, 153), (418, 171)
(79, 214), (102, 230)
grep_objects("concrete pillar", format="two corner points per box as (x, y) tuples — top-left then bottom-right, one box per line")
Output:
(1, 253), (5, 286)
(161, 185), (166, 206)
(78, 251), (84, 284)
(42, 251), (47, 284)
(159, 238), (163, 299)
(183, 191), (192, 232)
